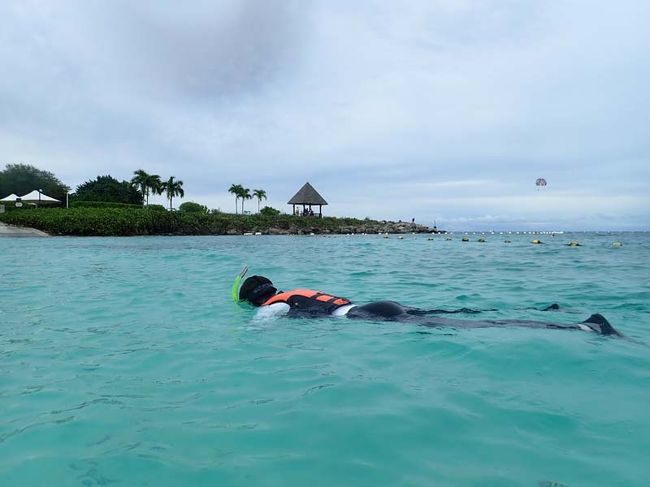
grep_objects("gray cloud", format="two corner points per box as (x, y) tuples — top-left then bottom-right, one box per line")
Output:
(0, 0), (648, 229)
(90, 0), (305, 99)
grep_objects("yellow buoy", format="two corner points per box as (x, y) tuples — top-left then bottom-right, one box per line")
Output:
(531, 239), (542, 244)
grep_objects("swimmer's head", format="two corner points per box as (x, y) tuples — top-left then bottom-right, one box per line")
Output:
(239, 275), (277, 306)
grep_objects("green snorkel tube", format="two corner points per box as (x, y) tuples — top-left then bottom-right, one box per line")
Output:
(231, 265), (249, 302)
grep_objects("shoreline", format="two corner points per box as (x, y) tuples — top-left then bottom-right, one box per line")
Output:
(0, 221), (49, 237)
(0, 208), (444, 237)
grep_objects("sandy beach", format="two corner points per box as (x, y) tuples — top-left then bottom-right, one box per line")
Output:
(0, 221), (48, 237)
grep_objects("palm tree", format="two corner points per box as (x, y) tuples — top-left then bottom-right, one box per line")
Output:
(240, 187), (251, 214)
(147, 174), (163, 204)
(161, 176), (184, 210)
(131, 170), (163, 206)
(228, 184), (243, 214)
(253, 189), (267, 213)
(131, 169), (149, 206)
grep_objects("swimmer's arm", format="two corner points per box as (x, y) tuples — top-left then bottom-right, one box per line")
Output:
(255, 303), (290, 319)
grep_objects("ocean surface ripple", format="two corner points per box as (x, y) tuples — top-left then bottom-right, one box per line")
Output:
(1, 232), (649, 486)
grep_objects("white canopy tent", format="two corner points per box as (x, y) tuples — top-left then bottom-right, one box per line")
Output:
(19, 190), (61, 203)
(0, 193), (20, 202)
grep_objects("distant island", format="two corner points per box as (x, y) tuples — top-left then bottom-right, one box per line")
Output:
(0, 164), (444, 236)
(0, 207), (442, 237)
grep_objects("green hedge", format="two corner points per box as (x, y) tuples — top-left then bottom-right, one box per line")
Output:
(145, 204), (167, 212)
(70, 200), (143, 209)
(0, 207), (375, 236)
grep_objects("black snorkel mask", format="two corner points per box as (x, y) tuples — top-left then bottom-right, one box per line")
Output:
(233, 268), (278, 306)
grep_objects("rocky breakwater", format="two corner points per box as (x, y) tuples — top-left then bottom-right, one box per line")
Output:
(267, 221), (443, 235)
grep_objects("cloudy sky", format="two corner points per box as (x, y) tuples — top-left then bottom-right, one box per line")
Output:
(1, 0), (648, 230)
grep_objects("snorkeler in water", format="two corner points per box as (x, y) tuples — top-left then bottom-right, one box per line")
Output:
(231, 267), (622, 336)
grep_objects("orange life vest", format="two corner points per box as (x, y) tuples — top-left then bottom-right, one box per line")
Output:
(263, 289), (351, 314)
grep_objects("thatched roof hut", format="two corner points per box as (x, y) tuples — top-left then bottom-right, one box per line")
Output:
(288, 182), (328, 217)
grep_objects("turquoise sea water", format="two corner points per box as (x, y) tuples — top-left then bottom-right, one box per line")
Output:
(1, 232), (649, 486)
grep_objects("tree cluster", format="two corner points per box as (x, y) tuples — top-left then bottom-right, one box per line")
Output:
(130, 170), (184, 210)
(178, 201), (208, 213)
(228, 184), (267, 214)
(74, 175), (143, 204)
(72, 169), (185, 209)
(0, 163), (70, 202)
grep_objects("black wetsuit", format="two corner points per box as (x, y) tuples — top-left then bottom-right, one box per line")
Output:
(254, 285), (620, 337)
(344, 301), (621, 336)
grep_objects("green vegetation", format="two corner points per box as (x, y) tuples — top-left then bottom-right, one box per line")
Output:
(228, 184), (243, 214)
(253, 189), (267, 212)
(260, 206), (280, 216)
(70, 200), (142, 209)
(161, 176), (184, 210)
(0, 207), (395, 236)
(130, 169), (184, 209)
(179, 201), (208, 213)
(240, 187), (251, 214)
(229, 184), (267, 214)
(1, 166), (423, 236)
(0, 163), (69, 201)
(146, 204), (167, 212)
(130, 169), (162, 206)
(74, 175), (143, 204)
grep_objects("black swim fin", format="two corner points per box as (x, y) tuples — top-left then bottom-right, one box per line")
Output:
(581, 314), (622, 336)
